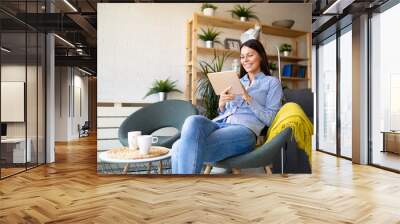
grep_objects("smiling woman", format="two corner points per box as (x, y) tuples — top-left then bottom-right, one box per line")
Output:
(171, 39), (283, 174)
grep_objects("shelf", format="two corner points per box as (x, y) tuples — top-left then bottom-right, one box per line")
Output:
(197, 47), (240, 57)
(195, 13), (307, 38)
(281, 77), (309, 81)
(196, 13), (255, 31)
(196, 47), (308, 63)
(261, 25), (307, 38)
(269, 55), (308, 62)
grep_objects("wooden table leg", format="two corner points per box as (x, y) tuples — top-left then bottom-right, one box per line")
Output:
(147, 162), (152, 174)
(232, 168), (241, 174)
(158, 161), (163, 174)
(123, 163), (129, 174)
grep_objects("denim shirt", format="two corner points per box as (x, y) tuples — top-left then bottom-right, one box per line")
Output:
(213, 72), (283, 135)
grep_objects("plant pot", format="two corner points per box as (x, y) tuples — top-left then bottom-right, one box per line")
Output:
(269, 69), (274, 75)
(159, 92), (167, 101)
(205, 40), (214, 48)
(240, 17), (248, 22)
(282, 51), (290, 57)
(202, 8), (215, 16)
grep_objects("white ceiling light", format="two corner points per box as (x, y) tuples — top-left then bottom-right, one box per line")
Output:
(54, 34), (75, 48)
(1, 47), (11, 53)
(63, 0), (78, 12)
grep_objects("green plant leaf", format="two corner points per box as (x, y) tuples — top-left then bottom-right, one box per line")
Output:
(198, 27), (222, 42)
(143, 78), (182, 99)
(229, 5), (259, 20)
(279, 43), (292, 52)
(201, 3), (217, 11)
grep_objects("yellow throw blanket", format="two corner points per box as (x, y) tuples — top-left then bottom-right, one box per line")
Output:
(265, 102), (313, 165)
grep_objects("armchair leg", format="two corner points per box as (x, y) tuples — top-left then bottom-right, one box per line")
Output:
(204, 165), (213, 174)
(232, 168), (241, 174)
(264, 165), (272, 175)
(281, 147), (288, 177)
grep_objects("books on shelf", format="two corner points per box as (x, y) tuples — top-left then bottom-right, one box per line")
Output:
(282, 64), (307, 78)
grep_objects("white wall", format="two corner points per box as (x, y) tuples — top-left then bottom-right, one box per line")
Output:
(55, 67), (89, 141)
(1, 63), (46, 163)
(98, 3), (312, 103)
(1, 65), (39, 137)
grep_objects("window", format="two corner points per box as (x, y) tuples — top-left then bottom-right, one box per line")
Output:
(370, 2), (400, 171)
(339, 27), (352, 158)
(317, 36), (337, 154)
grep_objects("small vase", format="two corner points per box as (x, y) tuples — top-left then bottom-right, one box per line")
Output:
(283, 51), (290, 57)
(232, 59), (240, 73)
(205, 40), (214, 48)
(203, 8), (215, 16)
(240, 17), (248, 22)
(159, 92), (167, 101)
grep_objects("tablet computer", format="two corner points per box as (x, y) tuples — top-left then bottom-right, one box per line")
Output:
(207, 71), (243, 95)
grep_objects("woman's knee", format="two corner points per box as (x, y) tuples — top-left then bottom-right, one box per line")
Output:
(182, 115), (209, 132)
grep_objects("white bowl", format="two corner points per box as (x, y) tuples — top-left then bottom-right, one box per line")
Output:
(272, 20), (295, 29)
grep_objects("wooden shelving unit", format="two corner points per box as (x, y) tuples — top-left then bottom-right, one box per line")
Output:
(185, 13), (312, 104)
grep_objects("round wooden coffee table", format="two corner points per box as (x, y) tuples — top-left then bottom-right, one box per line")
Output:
(99, 146), (171, 174)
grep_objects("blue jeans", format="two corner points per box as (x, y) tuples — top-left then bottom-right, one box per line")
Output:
(171, 115), (256, 174)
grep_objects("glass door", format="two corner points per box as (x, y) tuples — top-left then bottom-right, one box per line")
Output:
(0, 1), (47, 179)
(317, 35), (337, 154)
(370, 3), (400, 171)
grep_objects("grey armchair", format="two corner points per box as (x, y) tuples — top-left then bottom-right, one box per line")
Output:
(205, 128), (292, 175)
(118, 100), (198, 148)
(204, 89), (313, 175)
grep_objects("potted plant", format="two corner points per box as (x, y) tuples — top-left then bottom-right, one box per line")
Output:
(198, 27), (222, 48)
(197, 51), (232, 119)
(229, 5), (259, 22)
(279, 43), (292, 57)
(144, 78), (182, 101)
(269, 62), (277, 75)
(201, 3), (217, 16)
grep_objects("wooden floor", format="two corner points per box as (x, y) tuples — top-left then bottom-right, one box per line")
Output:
(1, 135), (400, 223)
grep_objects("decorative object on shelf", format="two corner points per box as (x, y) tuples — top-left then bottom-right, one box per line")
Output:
(269, 62), (277, 75)
(198, 27), (222, 48)
(197, 51), (232, 119)
(144, 78), (182, 101)
(224, 38), (241, 51)
(272, 19), (295, 29)
(279, 43), (292, 57)
(232, 59), (240, 73)
(240, 23), (261, 43)
(201, 3), (217, 16)
(229, 5), (259, 22)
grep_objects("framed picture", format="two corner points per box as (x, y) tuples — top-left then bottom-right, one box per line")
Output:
(224, 38), (241, 51)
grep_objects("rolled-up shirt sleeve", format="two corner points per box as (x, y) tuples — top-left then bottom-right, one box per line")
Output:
(248, 79), (283, 126)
